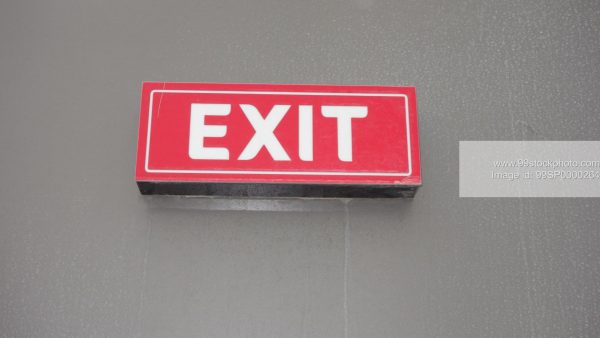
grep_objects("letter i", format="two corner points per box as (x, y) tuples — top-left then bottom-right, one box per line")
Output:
(298, 105), (313, 161)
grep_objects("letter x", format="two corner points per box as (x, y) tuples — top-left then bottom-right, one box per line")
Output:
(238, 104), (291, 161)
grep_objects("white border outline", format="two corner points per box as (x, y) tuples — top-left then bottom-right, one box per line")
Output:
(145, 89), (412, 177)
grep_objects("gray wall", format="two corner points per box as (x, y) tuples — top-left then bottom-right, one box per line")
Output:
(1, 0), (599, 337)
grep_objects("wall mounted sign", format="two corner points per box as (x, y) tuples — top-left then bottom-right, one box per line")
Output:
(136, 82), (421, 198)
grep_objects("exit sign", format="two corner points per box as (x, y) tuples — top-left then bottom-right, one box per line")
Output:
(135, 82), (421, 198)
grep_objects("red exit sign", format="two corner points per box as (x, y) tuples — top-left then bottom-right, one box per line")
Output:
(135, 82), (421, 198)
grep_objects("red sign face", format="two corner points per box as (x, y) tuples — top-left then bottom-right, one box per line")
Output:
(136, 82), (421, 187)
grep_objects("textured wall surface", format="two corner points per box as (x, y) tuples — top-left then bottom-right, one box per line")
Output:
(1, 1), (599, 337)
